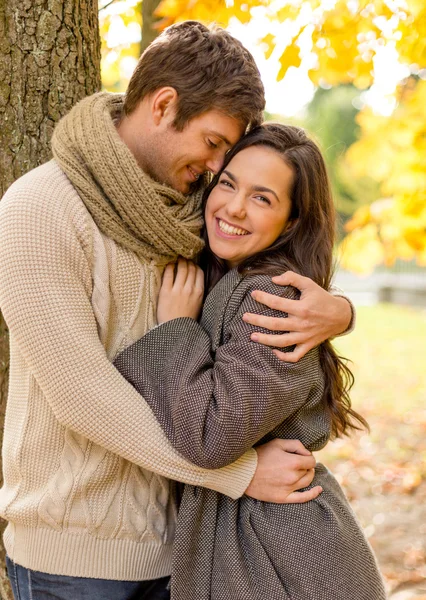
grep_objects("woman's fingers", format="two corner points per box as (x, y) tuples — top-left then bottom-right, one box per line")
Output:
(195, 265), (205, 296)
(174, 258), (188, 289)
(184, 261), (196, 291)
(161, 263), (175, 291)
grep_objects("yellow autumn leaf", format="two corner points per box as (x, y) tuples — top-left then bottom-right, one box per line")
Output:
(260, 33), (275, 60)
(345, 205), (372, 232)
(277, 43), (301, 82)
(339, 224), (386, 275)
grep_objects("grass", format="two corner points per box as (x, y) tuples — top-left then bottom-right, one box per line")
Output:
(333, 303), (426, 416)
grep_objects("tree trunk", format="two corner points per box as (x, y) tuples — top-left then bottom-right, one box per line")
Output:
(0, 0), (101, 594)
(141, 0), (162, 54)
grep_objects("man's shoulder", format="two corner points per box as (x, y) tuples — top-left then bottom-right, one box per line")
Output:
(0, 160), (90, 226)
(1, 160), (79, 209)
(0, 160), (94, 255)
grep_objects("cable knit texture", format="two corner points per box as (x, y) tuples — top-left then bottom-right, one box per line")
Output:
(0, 160), (257, 580)
(51, 92), (205, 264)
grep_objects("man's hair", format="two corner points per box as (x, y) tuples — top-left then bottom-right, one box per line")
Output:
(124, 21), (265, 131)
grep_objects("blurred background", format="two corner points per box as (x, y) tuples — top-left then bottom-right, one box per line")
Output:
(1, 0), (425, 598)
(98, 2), (426, 597)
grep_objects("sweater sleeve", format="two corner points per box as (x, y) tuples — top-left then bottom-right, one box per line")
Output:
(0, 184), (257, 499)
(330, 284), (356, 336)
(114, 278), (321, 469)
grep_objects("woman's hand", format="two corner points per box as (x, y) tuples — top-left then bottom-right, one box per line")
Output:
(157, 259), (205, 325)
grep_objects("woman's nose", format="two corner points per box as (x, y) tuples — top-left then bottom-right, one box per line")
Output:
(227, 194), (246, 219)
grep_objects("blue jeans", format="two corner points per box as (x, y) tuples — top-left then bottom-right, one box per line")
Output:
(6, 557), (170, 600)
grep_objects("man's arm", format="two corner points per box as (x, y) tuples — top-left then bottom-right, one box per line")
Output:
(0, 187), (253, 499)
(0, 185), (316, 503)
(243, 271), (354, 363)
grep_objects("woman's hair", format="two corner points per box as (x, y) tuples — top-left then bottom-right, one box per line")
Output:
(200, 123), (368, 439)
(124, 21), (265, 132)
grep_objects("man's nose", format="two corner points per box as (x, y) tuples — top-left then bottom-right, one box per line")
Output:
(205, 151), (225, 175)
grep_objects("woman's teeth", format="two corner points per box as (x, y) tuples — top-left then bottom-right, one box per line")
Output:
(218, 219), (249, 236)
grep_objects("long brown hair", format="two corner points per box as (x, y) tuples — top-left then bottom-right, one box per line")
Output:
(200, 123), (368, 439)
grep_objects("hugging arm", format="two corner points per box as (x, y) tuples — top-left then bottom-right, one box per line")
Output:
(244, 270), (355, 363)
(114, 280), (321, 471)
(0, 191), (258, 501)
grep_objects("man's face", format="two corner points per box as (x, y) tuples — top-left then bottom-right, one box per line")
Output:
(145, 110), (246, 194)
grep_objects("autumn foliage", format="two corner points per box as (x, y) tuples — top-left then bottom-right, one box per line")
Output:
(100, 0), (426, 273)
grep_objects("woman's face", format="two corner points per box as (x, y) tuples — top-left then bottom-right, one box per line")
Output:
(205, 145), (294, 268)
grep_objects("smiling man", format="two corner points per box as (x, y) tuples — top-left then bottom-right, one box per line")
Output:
(0, 21), (353, 600)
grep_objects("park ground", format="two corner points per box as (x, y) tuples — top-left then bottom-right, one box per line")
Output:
(319, 303), (426, 599)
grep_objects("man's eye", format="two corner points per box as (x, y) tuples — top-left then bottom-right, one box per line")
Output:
(207, 139), (218, 148)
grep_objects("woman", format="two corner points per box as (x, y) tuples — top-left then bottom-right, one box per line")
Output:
(115, 124), (386, 599)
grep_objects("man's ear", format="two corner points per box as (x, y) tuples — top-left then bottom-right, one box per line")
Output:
(151, 87), (178, 126)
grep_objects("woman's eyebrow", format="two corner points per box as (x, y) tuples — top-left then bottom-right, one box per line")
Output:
(223, 169), (237, 182)
(252, 185), (279, 202)
(223, 170), (279, 202)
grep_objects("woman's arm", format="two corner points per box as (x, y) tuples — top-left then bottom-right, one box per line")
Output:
(114, 276), (322, 470)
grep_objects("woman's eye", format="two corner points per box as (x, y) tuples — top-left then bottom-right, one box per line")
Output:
(207, 139), (218, 149)
(255, 195), (271, 205)
(219, 179), (233, 188)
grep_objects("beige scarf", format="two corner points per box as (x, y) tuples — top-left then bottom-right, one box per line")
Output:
(51, 92), (205, 263)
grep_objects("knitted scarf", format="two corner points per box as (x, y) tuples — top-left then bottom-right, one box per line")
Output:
(51, 92), (205, 264)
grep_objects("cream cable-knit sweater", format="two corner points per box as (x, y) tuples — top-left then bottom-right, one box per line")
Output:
(0, 160), (257, 581)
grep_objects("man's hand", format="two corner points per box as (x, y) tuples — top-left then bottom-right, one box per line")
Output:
(243, 271), (352, 363)
(244, 439), (322, 504)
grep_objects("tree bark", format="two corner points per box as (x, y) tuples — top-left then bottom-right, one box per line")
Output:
(141, 0), (162, 54)
(0, 0), (101, 595)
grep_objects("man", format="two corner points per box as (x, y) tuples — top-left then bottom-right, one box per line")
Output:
(0, 21), (353, 600)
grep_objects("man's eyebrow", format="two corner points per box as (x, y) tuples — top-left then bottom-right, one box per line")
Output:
(222, 170), (280, 202)
(208, 131), (233, 146)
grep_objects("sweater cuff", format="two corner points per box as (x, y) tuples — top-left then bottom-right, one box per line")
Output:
(330, 286), (356, 337)
(201, 447), (258, 500)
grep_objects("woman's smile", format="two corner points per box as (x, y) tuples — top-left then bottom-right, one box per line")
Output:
(216, 217), (251, 237)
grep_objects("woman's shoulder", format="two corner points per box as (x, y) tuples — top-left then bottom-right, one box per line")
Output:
(236, 271), (301, 302)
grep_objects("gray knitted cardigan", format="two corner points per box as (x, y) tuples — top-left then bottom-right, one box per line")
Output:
(115, 269), (386, 600)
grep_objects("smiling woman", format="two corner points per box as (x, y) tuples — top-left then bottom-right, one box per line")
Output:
(205, 145), (294, 268)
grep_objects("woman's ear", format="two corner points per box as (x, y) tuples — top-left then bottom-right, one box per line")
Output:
(284, 218), (298, 233)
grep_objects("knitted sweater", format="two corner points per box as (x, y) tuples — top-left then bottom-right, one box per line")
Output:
(0, 160), (257, 581)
